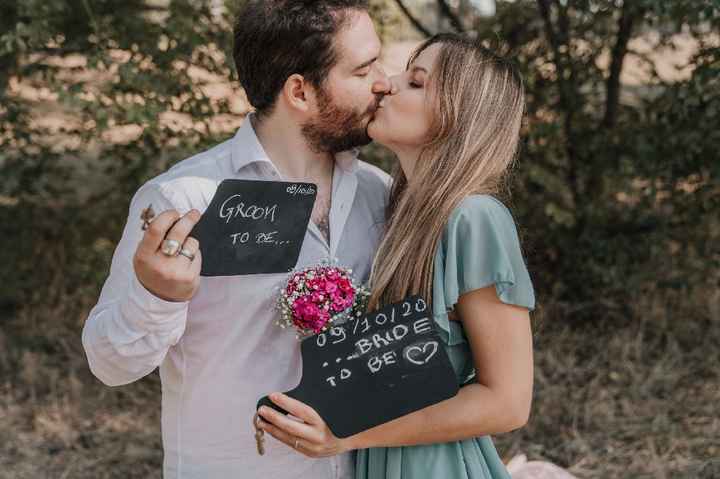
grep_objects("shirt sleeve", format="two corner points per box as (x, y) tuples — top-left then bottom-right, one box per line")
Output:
(81, 182), (190, 387)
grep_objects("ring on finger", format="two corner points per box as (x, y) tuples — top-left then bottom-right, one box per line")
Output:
(161, 238), (181, 256)
(294, 437), (301, 450)
(178, 247), (196, 261)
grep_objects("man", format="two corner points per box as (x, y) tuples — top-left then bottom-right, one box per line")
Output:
(81, 1), (392, 477)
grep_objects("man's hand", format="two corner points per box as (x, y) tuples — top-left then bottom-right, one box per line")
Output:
(257, 393), (355, 458)
(133, 209), (202, 302)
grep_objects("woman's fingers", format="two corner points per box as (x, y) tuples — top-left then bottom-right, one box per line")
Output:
(257, 406), (320, 443)
(257, 397), (345, 458)
(268, 393), (323, 425)
(257, 417), (316, 456)
(257, 417), (293, 446)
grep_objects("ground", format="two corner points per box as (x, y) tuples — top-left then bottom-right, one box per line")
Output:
(1, 288), (717, 478)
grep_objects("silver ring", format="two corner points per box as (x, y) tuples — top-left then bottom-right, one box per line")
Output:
(178, 248), (195, 261)
(161, 239), (181, 256)
(294, 438), (300, 449)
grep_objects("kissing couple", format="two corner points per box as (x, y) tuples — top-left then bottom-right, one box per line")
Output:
(82, 1), (541, 478)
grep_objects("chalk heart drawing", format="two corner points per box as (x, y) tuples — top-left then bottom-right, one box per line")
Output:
(405, 341), (438, 366)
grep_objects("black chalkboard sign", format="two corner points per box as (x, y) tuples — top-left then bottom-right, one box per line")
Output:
(189, 179), (316, 276)
(257, 296), (459, 438)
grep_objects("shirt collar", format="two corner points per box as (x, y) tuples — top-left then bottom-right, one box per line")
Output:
(230, 113), (274, 173)
(231, 113), (360, 175)
(334, 148), (360, 174)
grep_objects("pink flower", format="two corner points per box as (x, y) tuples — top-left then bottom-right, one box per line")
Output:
(313, 310), (331, 332)
(292, 297), (326, 330)
(331, 298), (347, 312)
(308, 277), (327, 292)
(291, 296), (309, 316)
(338, 278), (353, 292)
(279, 264), (362, 336)
(324, 281), (338, 294)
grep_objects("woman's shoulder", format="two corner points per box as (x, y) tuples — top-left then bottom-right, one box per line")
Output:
(446, 194), (517, 232)
(438, 194), (535, 313)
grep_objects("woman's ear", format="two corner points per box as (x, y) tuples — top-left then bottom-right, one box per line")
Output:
(282, 73), (312, 113)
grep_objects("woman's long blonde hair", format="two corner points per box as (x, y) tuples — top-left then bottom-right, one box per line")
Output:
(367, 34), (526, 311)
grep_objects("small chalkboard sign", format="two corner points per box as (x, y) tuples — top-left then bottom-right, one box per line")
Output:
(189, 179), (316, 276)
(257, 296), (459, 438)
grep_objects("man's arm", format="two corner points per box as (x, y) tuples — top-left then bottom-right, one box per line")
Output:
(81, 183), (199, 386)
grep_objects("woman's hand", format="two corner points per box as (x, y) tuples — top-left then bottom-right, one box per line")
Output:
(256, 393), (355, 458)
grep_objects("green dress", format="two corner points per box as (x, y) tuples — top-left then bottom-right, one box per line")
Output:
(355, 195), (536, 479)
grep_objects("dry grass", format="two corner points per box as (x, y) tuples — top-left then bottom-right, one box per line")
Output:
(0, 294), (164, 479)
(497, 288), (720, 478)
(1, 287), (717, 479)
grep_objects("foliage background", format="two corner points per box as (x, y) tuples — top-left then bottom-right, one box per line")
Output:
(0, 0), (718, 477)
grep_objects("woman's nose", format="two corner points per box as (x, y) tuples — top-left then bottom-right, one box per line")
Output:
(388, 75), (400, 95)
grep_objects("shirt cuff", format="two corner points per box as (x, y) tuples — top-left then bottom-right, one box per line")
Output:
(120, 274), (190, 334)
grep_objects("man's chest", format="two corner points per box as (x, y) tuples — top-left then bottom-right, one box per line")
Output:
(310, 176), (333, 242)
(181, 232), (378, 350)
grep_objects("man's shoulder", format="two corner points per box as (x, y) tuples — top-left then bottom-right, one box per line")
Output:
(355, 159), (392, 193)
(150, 137), (234, 188)
(138, 137), (235, 210)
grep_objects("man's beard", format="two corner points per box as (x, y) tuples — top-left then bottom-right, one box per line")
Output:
(301, 86), (381, 154)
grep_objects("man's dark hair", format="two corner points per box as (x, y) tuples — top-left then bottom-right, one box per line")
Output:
(233, 0), (369, 118)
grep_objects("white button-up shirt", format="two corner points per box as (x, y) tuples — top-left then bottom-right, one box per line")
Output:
(81, 115), (390, 479)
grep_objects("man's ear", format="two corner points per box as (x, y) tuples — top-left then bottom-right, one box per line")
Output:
(283, 73), (314, 113)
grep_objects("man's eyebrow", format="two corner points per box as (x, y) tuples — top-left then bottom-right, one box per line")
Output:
(354, 57), (378, 71)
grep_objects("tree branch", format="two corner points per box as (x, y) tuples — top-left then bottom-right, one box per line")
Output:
(553, 0), (570, 46)
(436, 0), (465, 33)
(393, 0), (433, 37)
(602, 3), (643, 128)
(536, 0), (580, 209)
(537, 0), (561, 53)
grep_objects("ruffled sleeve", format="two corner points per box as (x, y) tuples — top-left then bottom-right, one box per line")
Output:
(432, 195), (535, 346)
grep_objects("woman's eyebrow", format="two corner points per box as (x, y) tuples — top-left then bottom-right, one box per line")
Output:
(409, 65), (428, 74)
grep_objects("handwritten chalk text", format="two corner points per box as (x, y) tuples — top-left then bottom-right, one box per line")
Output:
(286, 184), (317, 196)
(219, 194), (278, 224)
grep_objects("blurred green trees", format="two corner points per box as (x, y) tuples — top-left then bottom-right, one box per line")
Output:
(470, 1), (719, 317)
(1, 0), (240, 316)
(0, 0), (718, 324)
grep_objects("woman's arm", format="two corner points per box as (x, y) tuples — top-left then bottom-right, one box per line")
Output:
(347, 286), (533, 448)
(257, 285), (533, 456)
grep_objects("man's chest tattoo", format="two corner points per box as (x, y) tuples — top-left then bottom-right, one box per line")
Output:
(313, 193), (331, 243)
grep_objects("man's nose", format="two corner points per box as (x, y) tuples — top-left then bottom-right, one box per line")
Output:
(371, 63), (393, 95)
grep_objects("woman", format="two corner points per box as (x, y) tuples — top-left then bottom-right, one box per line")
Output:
(258, 33), (537, 479)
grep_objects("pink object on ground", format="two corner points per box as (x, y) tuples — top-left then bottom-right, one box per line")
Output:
(506, 454), (579, 479)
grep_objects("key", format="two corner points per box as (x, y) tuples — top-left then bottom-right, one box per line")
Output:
(140, 204), (156, 230)
(253, 413), (265, 456)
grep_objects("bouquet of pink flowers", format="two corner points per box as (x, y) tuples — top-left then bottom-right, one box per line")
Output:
(276, 263), (369, 338)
